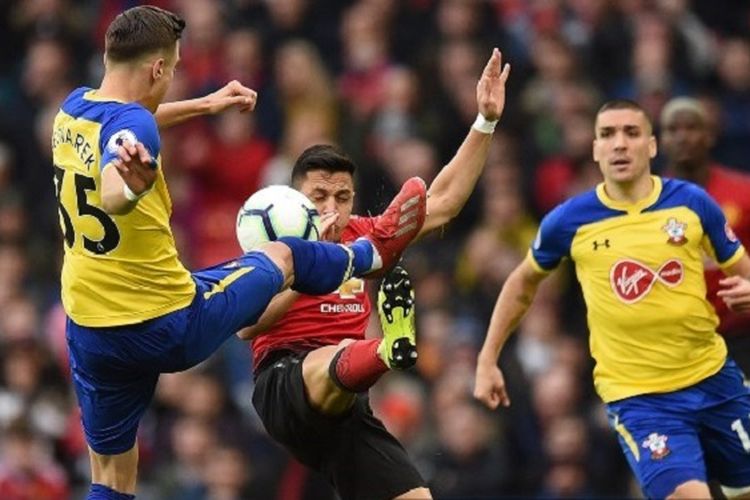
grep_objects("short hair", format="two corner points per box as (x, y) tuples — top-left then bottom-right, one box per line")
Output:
(291, 145), (356, 186)
(596, 99), (653, 132)
(105, 6), (185, 63)
(597, 99), (647, 116)
(660, 97), (707, 128)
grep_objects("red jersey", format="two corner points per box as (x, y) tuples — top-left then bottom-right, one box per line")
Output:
(252, 216), (378, 369)
(703, 165), (750, 336)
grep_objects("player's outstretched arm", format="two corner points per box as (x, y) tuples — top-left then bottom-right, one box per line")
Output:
(101, 140), (157, 215)
(718, 253), (750, 312)
(154, 80), (257, 129)
(474, 256), (546, 409)
(418, 48), (511, 237)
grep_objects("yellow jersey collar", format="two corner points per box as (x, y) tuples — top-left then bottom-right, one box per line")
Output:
(596, 175), (662, 214)
(84, 89), (127, 104)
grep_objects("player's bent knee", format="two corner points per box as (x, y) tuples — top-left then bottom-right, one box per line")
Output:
(302, 346), (356, 415)
(258, 241), (294, 287)
(88, 445), (139, 494)
(394, 487), (432, 499)
(667, 480), (711, 499)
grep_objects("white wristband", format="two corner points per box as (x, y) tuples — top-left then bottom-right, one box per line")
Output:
(123, 184), (150, 201)
(472, 113), (498, 134)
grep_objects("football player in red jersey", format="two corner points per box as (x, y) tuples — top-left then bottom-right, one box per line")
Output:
(660, 97), (750, 374)
(238, 49), (510, 499)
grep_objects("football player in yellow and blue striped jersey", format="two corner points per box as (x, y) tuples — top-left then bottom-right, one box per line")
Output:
(54, 6), (427, 500)
(475, 100), (750, 499)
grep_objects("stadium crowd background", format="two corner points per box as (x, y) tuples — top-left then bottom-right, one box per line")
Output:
(1, 0), (750, 498)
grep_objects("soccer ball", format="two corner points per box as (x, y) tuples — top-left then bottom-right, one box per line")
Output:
(236, 185), (321, 251)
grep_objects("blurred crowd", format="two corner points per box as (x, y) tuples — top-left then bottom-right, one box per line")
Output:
(1, 0), (750, 498)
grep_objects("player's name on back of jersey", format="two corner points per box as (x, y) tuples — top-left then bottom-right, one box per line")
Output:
(52, 125), (96, 170)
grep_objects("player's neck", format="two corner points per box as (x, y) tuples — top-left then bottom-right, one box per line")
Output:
(97, 68), (152, 109)
(604, 174), (654, 204)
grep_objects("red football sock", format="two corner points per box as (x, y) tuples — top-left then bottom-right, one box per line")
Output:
(329, 339), (388, 393)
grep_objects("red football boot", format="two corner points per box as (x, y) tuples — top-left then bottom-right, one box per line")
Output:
(364, 177), (427, 277)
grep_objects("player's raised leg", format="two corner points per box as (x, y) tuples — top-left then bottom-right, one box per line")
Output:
(298, 265), (431, 499)
(303, 266), (419, 415)
(266, 176), (428, 295)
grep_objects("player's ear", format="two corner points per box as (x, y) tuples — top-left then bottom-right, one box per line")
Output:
(152, 58), (165, 81)
(649, 136), (657, 159)
(592, 139), (600, 162)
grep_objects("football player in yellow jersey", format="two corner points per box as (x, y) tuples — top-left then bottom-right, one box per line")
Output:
(53, 6), (427, 500)
(474, 100), (750, 499)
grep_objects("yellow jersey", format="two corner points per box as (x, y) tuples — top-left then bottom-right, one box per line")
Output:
(529, 176), (744, 402)
(52, 87), (195, 327)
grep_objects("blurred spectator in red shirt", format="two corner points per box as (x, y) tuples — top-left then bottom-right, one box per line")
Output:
(0, 419), (69, 500)
(533, 110), (600, 215)
(660, 96), (750, 373)
(190, 111), (274, 267)
(179, 0), (227, 94)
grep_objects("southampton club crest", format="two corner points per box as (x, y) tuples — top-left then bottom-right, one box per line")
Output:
(642, 432), (670, 460)
(663, 218), (688, 246)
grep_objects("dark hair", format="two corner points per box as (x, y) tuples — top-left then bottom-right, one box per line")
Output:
(596, 99), (653, 131)
(597, 99), (646, 116)
(291, 144), (356, 187)
(105, 6), (185, 62)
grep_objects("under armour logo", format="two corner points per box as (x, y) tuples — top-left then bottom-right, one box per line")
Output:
(592, 239), (610, 250)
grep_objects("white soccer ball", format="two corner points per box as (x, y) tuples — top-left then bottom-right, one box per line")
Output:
(236, 185), (321, 251)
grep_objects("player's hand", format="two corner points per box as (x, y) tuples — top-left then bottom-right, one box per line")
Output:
(717, 276), (750, 312)
(474, 359), (510, 410)
(476, 48), (511, 122)
(113, 140), (157, 196)
(319, 212), (339, 241)
(205, 80), (257, 114)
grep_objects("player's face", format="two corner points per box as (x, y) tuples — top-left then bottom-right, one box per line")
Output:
(593, 109), (656, 185)
(298, 169), (355, 242)
(660, 110), (712, 169)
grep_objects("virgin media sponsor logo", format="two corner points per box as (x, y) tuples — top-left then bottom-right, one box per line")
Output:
(610, 259), (683, 303)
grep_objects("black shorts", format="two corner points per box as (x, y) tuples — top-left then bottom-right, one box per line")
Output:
(252, 351), (426, 500)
